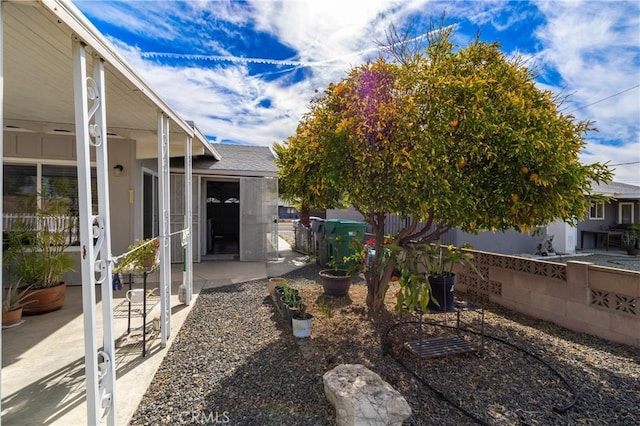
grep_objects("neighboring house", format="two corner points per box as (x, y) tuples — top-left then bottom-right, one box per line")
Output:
(576, 181), (640, 250)
(326, 206), (550, 255)
(279, 199), (300, 220)
(327, 181), (640, 255)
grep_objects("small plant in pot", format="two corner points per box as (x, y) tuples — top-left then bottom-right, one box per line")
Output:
(399, 240), (482, 312)
(621, 224), (640, 256)
(268, 277), (287, 298)
(280, 285), (302, 322)
(394, 269), (436, 314)
(318, 259), (353, 296)
(114, 237), (159, 274)
(290, 300), (312, 338)
(3, 196), (77, 315)
(2, 281), (36, 327)
(318, 238), (364, 297)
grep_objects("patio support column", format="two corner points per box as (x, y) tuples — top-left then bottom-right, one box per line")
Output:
(1, 2), (5, 410)
(184, 135), (194, 305)
(157, 112), (171, 346)
(73, 39), (117, 425)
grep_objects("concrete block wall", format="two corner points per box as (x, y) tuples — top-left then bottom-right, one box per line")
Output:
(455, 251), (640, 348)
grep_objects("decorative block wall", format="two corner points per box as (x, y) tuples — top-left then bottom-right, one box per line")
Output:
(454, 250), (640, 348)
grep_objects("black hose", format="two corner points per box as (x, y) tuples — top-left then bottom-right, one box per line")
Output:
(382, 319), (579, 425)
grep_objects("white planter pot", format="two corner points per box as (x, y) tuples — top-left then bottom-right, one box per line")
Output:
(292, 315), (312, 338)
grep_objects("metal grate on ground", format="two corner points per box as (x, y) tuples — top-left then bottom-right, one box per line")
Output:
(406, 336), (478, 359)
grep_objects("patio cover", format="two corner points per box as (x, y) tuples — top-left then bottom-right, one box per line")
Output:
(1, 1), (212, 424)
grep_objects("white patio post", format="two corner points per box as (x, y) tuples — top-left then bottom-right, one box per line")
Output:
(72, 40), (116, 425)
(184, 135), (193, 305)
(1, 2), (5, 412)
(92, 55), (117, 426)
(157, 112), (171, 345)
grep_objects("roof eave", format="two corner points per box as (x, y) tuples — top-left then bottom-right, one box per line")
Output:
(38, 0), (212, 151)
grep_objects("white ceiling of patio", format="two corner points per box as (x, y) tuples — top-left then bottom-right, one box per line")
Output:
(2, 0), (212, 158)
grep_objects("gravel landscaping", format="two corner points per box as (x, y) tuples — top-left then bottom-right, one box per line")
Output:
(131, 264), (640, 425)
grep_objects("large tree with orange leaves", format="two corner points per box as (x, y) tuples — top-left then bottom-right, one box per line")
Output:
(276, 28), (611, 310)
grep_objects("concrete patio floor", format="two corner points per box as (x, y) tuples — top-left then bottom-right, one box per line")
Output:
(1, 239), (308, 425)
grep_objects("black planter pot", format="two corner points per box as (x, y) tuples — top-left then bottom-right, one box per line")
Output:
(274, 286), (298, 311)
(286, 303), (306, 325)
(427, 274), (455, 312)
(281, 295), (302, 308)
(319, 269), (351, 296)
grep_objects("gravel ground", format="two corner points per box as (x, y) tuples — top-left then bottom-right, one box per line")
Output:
(131, 264), (640, 425)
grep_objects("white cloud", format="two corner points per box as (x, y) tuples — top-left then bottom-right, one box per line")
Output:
(111, 39), (313, 146)
(81, 0), (639, 185)
(534, 0), (640, 184)
(104, 0), (443, 148)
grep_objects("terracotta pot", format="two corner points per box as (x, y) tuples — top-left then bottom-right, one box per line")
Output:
(2, 307), (23, 327)
(319, 269), (351, 296)
(143, 257), (154, 270)
(268, 277), (286, 297)
(22, 283), (67, 315)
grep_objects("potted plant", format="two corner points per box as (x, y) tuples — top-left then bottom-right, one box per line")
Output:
(318, 237), (363, 297)
(318, 261), (352, 297)
(268, 277), (287, 298)
(2, 281), (35, 327)
(394, 269), (435, 314)
(114, 237), (159, 274)
(399, 240), (481, 312)
(3, 197), (76, 315)
(621, 224), (640, 256)
(291, 300), (312, 338)
(280, 284), (302, 322)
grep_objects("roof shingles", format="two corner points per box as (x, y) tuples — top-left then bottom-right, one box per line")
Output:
(193, 144), (278, 175)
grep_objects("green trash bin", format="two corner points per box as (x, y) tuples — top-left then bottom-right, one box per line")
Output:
(324, 220), (367, 269)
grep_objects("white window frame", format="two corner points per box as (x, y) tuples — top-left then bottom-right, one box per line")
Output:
(589, 201), (605, 220)
(141, 167), (160, 239)
(3, 158), (98, 249)
(618, 202), (634, 225)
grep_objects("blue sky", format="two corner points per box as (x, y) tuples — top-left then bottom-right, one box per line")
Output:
(74, 0), (639, 185)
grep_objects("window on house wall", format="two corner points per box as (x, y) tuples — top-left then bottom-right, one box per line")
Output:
(3, 162), (97, 245)
(589, 201), (605, 220)
(143, 171), (159, 239)
(619, 202), (634, 224)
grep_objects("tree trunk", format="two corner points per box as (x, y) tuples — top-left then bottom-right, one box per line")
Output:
(365, 279), (385, 310)
(364, 212), (394, 311)
(299, 205), (311, 228)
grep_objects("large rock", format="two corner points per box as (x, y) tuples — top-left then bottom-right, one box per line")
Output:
(323, 364), (411, 426)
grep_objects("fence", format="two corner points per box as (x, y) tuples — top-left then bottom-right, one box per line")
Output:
(3, 213), (80, 245)
(293, 224), (314, 255)
(454, 250), (640, 348)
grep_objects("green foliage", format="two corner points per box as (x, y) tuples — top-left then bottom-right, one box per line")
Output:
(394, 271), (435, 314)
(405, 240), (482, 278)
(114, 238), (159, 273)
(622, 224), (640, 251)
(2, 281), (35, 313)
(3, 197), (76, 289)
(275, 25), (612, 310)
(317, 296), (333, 319)
(281, 283), (298, 305)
